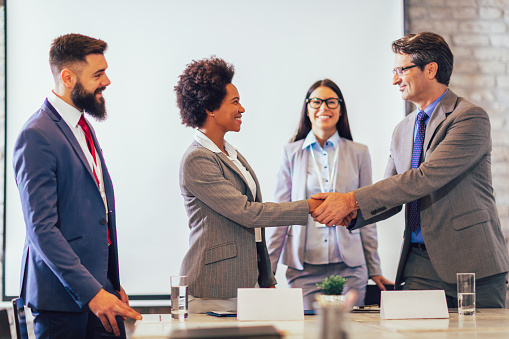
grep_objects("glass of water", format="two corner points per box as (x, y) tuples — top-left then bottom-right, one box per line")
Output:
(170, 275), (188, 320)
(457, 273), (475, 316)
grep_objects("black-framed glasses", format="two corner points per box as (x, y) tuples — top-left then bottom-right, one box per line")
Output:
(393, 64), (419, 75)
(307, 97), (341, 109)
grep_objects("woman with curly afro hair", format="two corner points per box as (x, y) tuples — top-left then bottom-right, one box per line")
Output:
(175, 57), (322, 313)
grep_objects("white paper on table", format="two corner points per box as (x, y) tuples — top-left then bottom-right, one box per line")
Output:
(237, 288), (304, 321)
(380, 290), (449, 319)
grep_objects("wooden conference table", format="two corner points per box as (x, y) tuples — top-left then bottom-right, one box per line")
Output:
(129, 309), (509, 338)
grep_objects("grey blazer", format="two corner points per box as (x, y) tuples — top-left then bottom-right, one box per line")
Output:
(352, 90), (509, 285)
(267, 137), (382, 277)
(179, 141), (309, 298)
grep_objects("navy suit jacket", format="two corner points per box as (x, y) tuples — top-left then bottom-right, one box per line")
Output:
(13, 99), (120, 312)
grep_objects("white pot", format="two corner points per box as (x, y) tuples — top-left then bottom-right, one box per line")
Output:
(316, 294), (346, 306)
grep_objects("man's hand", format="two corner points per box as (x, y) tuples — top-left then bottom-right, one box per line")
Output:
(307, 198), (324, 214)
(116, 285), (130, 320)
(311, 192), (358, 226)
(339, 210), (358, 227)
(370, 275), (394, 291)
(116, 285), (129, 306)
(88, 288), (142, 336)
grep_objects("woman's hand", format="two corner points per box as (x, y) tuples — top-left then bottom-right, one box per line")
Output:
(370, 275), (394, 291)
(307, 198), (324, 213)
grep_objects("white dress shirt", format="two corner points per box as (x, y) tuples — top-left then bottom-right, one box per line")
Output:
(302, 131), (342, 264)
(47, 91), (108, 215)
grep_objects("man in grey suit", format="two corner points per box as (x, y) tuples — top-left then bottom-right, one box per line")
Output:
(312, 32), (509, 307)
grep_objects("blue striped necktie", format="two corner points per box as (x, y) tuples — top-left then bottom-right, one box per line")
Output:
(408, 111), (428, 233)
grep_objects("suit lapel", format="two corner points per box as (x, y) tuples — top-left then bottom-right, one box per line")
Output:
(88, 124), (114, 207)
(398, 115), (416, 172)
(335, 139), (348, 192)
(216, 152), (256, 202)
(295, 146), (309, 198)
(237, 152), (262, 202)
(43, 100), (99, 188)
(423, 90), (456, 153)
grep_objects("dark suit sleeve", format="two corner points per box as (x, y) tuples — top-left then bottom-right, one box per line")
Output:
(13, 127), (102, 308)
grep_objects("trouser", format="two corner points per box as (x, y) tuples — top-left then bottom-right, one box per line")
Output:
(286, 262), (368, 310)
(403, 246), (508, 308)
(32, 279), (125, 339)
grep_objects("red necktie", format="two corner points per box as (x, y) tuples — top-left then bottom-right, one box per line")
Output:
(78, 115), (99, 185)
(78, 115), (111, 245)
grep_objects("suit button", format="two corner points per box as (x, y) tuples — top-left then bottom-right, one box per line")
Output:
(100, 219), (107, 225)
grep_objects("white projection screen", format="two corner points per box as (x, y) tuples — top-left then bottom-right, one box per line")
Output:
(4, 0), (404, 299)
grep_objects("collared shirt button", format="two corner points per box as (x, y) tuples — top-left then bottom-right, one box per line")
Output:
(100, 219), (107, 225)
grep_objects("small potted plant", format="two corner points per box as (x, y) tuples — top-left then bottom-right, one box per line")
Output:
(316, 275), (348, 305)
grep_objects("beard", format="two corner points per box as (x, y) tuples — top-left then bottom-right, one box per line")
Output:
(71, 80), (108, 121)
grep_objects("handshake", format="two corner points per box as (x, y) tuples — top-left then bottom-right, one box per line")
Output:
(306, 192), (359, 227)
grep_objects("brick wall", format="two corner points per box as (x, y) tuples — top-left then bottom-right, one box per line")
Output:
(405, 0), (509, 238)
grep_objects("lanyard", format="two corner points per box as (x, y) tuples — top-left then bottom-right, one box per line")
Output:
(310, 142), (340, 193)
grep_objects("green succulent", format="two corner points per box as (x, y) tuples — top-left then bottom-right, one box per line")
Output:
(316, 275), (348, 295)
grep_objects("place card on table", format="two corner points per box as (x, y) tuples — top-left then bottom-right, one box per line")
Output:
(380, 290), (449, 319)
(237, 288), (304, 321)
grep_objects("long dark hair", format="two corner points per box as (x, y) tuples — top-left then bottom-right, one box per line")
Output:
(292, 79), (352, 142)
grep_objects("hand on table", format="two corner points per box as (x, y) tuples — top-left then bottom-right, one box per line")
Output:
(116, 285), (130, 320)
(88, 288), (142, 336)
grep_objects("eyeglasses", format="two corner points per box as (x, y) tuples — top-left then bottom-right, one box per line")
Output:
(392, 64), (419, 75)
(307, 97), (341, 109)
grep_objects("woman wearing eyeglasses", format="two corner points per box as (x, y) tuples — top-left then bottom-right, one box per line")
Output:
(266, 79), (393, 308)
(175, 57), (323, 313)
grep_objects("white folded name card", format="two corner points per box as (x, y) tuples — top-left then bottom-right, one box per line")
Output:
(237, 288), (304, 321)
(380, 290), (449, 319)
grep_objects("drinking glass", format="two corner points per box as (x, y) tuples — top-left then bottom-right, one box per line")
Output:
(457, 273), (475, 316)
(170, 275), (188, 319)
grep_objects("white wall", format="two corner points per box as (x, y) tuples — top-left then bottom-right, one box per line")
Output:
(5, 0), (404, 297)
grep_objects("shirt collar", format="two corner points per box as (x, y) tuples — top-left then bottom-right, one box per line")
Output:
(194, 130), (238, 158)
(302, 130), (340, 150)
(47, 91), (83, 128)
(421, 88), (448, 118)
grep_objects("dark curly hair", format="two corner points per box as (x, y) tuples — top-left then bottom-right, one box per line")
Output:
(174, 57), (235, 128)
(292, 79), (352, 142)
(392, 32), (453, 86)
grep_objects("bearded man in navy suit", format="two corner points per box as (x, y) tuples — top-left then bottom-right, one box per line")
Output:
(13, 33), (141, 338)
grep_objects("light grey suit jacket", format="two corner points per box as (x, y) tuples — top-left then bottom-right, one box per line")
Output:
(352, 90), (509, 285)
(179, 141), (309, 298)
(266, 137), (382, 277)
